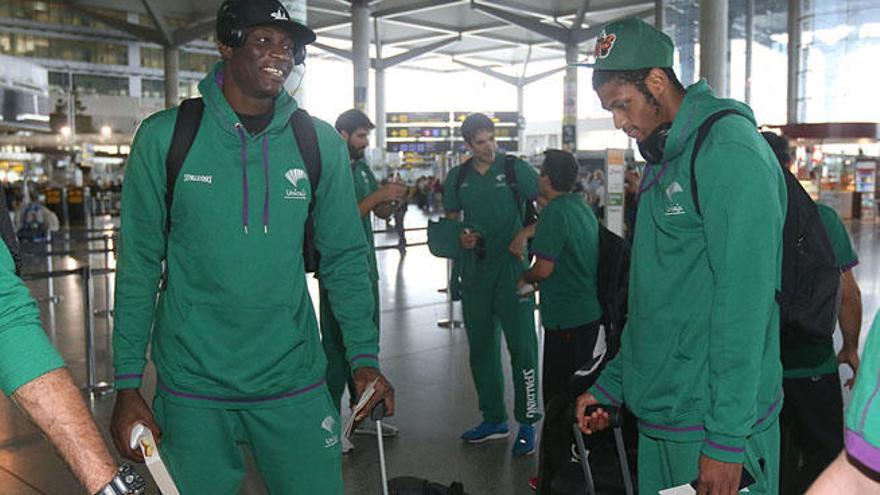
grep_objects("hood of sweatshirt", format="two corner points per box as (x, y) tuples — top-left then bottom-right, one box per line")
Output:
(661, 79), (757, 164)
(197, 61), (299, 234)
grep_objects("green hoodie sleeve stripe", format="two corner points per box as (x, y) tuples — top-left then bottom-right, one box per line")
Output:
(0, 243), (64, 395)
(311, 120), (379, 371)
(696, 136), (786, 463)
(113, 113), (172, 389)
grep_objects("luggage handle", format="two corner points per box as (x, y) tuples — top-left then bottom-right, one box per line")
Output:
(575, 404), (634, 495)
(371, 399), (390, 495)
(581, 404), (622, 428)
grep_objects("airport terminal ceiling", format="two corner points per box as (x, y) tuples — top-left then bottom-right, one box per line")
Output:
(62, 0), (657, 70)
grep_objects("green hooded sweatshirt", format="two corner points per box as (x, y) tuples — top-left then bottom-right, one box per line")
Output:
(589, 80), (787, 463)
(113, 63), (378, 409)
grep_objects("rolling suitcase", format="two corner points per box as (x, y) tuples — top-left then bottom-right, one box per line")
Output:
(369, 402), (469, 495)
(548, 405), (636, 495)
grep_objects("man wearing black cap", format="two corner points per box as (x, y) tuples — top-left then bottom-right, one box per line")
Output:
(110, 1), (393, 492)
(574, 17), (787, 495)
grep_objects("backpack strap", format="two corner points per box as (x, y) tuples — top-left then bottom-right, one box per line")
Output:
(689, 109), (746, 217)
(453, 157), (473, 210)
(0, 187), (21, 276)
(289, 108), (322, 273)
(289, 108), (321, 213)
(503, 154), (524, 208)
(165, 97), (204, 234)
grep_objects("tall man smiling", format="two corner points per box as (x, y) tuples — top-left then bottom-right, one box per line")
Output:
(110, 1), (394, 492)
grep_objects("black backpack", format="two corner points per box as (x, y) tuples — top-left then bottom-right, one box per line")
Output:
(453, 154), (538, 227)
(690, 110), (841, 345)
(165, 98), (322, 273)
(0, 187), (22, 276)
(388, 476), (468, 495)
(595, 224), (631, 360)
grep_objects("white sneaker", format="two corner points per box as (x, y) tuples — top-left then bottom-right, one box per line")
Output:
(341, 435), (355, 454)
(354, 419), (399, 437)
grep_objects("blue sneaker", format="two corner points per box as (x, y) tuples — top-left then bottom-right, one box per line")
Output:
(512, 424), (536, 456)
(460, 421), (509, 443)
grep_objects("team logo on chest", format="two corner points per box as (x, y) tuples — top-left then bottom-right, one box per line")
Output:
(284, 168), (309, 200)
(664, 181), (685, 216)
(494, 173), (507, 188)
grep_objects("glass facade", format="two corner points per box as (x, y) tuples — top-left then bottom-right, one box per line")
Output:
(799, 0), (880, 122)
(0, 0), (127, 29)
(48, 72), (128, 96)
(663, 0), (789, 125)
(0, 32), (128, 65)
(142, 79), (200, 100)
(141, 47), (219, 73)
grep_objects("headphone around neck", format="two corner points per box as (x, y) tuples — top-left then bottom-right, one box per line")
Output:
(637, 122), (672, 164)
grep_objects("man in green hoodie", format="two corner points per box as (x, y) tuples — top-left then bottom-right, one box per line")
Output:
(575, 17), (786, 495)
(109, 1), (394, 493)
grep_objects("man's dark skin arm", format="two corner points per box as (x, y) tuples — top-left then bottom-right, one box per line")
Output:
(358, 183), (408, 219)
(14, 368), (117, 493)
(837, 270), (862, 388)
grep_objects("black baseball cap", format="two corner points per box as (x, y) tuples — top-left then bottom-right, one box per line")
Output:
(218, 0), (317, 47)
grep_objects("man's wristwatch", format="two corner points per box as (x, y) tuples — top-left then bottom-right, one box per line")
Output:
(95, 464), (146, 495)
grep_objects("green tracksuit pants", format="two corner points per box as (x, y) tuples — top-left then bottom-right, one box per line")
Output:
(153, 388), (343, 494)
(460, 257), (541, 425)
(637, 419), (780, 495)
(320, 282), (380, 411)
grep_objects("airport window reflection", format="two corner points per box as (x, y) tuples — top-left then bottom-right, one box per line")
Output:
(141, 47), (219, 73)
(0, 0), (127, 30)
(800, 0), (880, 122)
(0, 33), (127, 65)
(48, 72), (128, 97)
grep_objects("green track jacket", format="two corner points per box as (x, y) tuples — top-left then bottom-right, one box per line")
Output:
(113, 63), (378, 408)
(590, 80), (787, 463)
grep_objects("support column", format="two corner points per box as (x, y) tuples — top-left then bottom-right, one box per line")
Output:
(163, 47), (179, 108)
(562, 43), (578, 152)
(374, 17), (386, 152)
(127, 41), (142, 98)
(352, 0), (370, 112)
(699, 0), (729, 96)
(517, 83), (525, 149)
(745, 0), (754, 104)
(787, 0), (801, 124)
(678, 21), (696, 85)
(655, 0), (665, 30)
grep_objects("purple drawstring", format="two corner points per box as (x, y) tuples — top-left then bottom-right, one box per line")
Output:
(235, 123), (250, 234)
(262, 134), (270, 233)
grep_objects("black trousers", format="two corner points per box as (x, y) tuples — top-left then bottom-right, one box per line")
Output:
(542, 320), (601, 406)
(779, 373), (844, 495)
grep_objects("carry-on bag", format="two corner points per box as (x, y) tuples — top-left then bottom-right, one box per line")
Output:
(369, 401), (469, 495)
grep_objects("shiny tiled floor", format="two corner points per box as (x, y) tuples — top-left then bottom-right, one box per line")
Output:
(2, 209), (878, 494)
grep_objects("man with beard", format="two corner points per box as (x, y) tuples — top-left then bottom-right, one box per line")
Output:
(110, 1), (394, 492)
(324, 109), (406, 452)
(574, 17), (786, 495)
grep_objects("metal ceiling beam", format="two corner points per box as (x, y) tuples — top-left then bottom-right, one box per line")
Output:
(522, 64), (566, 85)
(469, 0), (568, 44)
(140, 0), (174, 46)
(313, 20), (353, 33)
(173, 16), (215, 46)
(570, 7), (654, 44)
(311, 42), (354, 61)
(373, 0), (466, 19)
(477, 0), (557, 19)
(310, 0), (350, 16)
(572, 0), (590, 31)
(66, 3), (166, 45)
(453, 59), (518, 85)
(377, 35), (460, 69)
